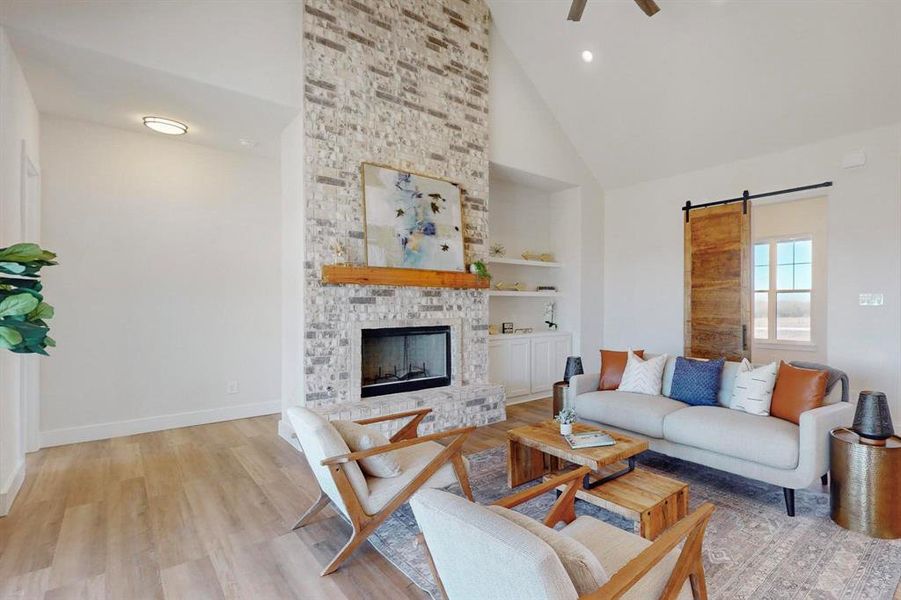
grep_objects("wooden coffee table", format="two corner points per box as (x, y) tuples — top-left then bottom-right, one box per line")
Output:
(507, 420), (689, 540)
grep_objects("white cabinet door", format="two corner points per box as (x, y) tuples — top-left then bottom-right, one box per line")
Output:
(506, 339), (532, 397)
(488, 341), (507, 388)
(553, 335), (572, 380)
(530, 336), (553, 394)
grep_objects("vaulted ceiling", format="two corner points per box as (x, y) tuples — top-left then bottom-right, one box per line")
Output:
(489, 0), (901, 188)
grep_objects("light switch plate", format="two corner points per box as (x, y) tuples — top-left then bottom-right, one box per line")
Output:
(859, 293), (884, 306)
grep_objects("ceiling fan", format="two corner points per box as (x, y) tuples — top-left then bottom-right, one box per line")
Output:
(567, 0), (660, 20)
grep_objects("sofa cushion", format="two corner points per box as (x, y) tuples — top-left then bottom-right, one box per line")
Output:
(730, 359), (778, 415)
(770, 361), (828, 425)
(669, 357), (725, 406)
(662, 405), (800, 469)
(332, 419), (402, 478)
(599, 349), (644, 391)
(574, 390), (687, 439)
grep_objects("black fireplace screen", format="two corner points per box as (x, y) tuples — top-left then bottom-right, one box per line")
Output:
(361, 326), (451, 398)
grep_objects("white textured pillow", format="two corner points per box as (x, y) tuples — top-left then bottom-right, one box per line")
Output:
(730, 359), (778, 415)
(332, 420), (402, 478)
(488, 505), (608, 594)
(618, 351), (668, 395)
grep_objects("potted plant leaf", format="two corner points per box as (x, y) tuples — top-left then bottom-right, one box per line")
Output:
(0, 243), (57, 355)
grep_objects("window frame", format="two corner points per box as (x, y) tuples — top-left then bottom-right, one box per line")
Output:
(753, 235), (816, 349)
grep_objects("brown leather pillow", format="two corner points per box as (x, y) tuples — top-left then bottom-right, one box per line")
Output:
(770, 361), (828, 424)
(598, 350), (644, 391)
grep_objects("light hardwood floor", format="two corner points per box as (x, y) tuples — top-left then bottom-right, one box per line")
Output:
(3, 398), (899, 599)
(0, 399), (551, 599)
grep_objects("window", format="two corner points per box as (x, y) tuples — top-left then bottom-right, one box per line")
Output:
(754, 238), (812, 343)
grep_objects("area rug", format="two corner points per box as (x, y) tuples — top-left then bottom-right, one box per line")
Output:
(366, 446), (901, 599)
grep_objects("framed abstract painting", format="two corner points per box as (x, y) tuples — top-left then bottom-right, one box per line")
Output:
(361, 162), (465, 271)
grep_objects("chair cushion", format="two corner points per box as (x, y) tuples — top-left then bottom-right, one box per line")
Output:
(574, 390), (687, 438)
(618, 352), (668, 396)
(663, 405), (800, 469)
(599, 349), (644, 391)
(410, 489), (579, 600)
(361, 441), (467, 515)
(561, 516), (692, 600)
(332, 420), (402, 478)
(770, 361), (828, 424)
(488, 506), (608, 595)
(669, 357), (724, 406)
(286, 407), (369, 517)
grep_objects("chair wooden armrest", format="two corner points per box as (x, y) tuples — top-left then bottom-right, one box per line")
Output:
(320, 426), (476, 466)
(355, 408), (432, 442)
(493, 466), (590, 527)
(581, 502), (716, 600)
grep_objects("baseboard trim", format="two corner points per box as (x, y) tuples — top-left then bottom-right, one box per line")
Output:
(0, 459), (26, 517)
(506, 392), (552, 406)
(40, 400), (281, 448)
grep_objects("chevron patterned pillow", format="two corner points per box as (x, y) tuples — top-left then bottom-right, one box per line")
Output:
(618, 351), (668, 395)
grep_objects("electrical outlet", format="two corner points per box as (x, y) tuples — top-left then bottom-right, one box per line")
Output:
(226, 380), (239, 394)
(859, 293), (884, 306)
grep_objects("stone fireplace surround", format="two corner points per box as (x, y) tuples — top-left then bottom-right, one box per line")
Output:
(290, 0), (505, 438)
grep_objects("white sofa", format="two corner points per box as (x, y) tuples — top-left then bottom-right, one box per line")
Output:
(569, 356), (855, 515)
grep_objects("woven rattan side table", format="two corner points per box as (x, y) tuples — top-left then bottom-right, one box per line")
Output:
(829, 427), (901, 539)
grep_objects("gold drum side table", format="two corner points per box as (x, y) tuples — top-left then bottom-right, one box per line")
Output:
(829, 427), (901, 539)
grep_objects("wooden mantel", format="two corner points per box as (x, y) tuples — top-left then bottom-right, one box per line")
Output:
(322, 264), (489, 289)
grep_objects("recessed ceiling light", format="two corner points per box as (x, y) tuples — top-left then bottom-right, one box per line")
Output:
(581, 50), (594, 63)
(143, 116), (188, 135)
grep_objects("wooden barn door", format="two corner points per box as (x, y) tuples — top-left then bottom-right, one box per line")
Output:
(684, 202), (751, 360)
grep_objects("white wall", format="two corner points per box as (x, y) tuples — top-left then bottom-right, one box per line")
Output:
(489, 27), (606, 371)
(39, 116), (281, 445)
(0, 26), (40, 515)
(604, 124), (901, 417)
(752, 196), (828, 365)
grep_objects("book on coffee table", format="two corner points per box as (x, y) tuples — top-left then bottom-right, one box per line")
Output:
(563, 431), (616, 449)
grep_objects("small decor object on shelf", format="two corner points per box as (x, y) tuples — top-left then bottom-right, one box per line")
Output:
(539, 253), (555, 262)
(0, 243), (58, 355)
(852, 391), (894, 445)
(495, 281), (526, 291)
(488, 324), (499, 335)
(469, 260), (491, 280)
(361, 162), (464, 271)
(521, 251), (540, 261)
(329, 239), (347, 264)
(537, 285), (557, 291)
(544, 301), (558, 330)
(502, 322), (514, 334)
(555, 407), (577, 436)
(563, 356), (584, 383)
(489, 243), (505, 257)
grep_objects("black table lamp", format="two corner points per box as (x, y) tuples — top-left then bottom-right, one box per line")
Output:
(563, 356), (584, 384)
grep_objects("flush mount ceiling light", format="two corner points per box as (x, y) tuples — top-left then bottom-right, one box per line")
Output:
(581, 50), (594, 63)
(143, 116), (188, 135)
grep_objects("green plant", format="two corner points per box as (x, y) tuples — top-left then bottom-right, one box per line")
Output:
(0, 243), (57, 355)
(554, 408), (576, 425)
(471, 259), (491, 280)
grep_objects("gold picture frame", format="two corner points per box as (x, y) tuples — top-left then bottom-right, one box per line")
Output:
(361, 162), (466, 271)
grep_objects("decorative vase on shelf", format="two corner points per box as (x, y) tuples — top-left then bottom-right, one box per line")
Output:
(560, 423), (573, 436)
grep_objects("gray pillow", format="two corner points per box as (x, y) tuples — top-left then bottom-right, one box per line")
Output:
(332, 420), (402, 478)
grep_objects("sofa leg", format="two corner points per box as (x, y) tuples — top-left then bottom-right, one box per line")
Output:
(783, 488), (795, 517)
(821, 473), (828, 486)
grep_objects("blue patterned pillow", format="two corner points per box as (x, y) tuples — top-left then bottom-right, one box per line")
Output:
(669, 357), (725, 406)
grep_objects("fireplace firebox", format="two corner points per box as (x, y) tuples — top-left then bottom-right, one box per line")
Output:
(361, 326), (451, 398)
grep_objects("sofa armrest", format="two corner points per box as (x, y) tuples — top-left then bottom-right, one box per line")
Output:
(797, 401), (856, 483)
(570, 372), (600, 399)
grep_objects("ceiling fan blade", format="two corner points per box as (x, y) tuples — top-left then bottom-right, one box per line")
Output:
(567, 0), (588, 21)
(634, 0), (660, 17)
